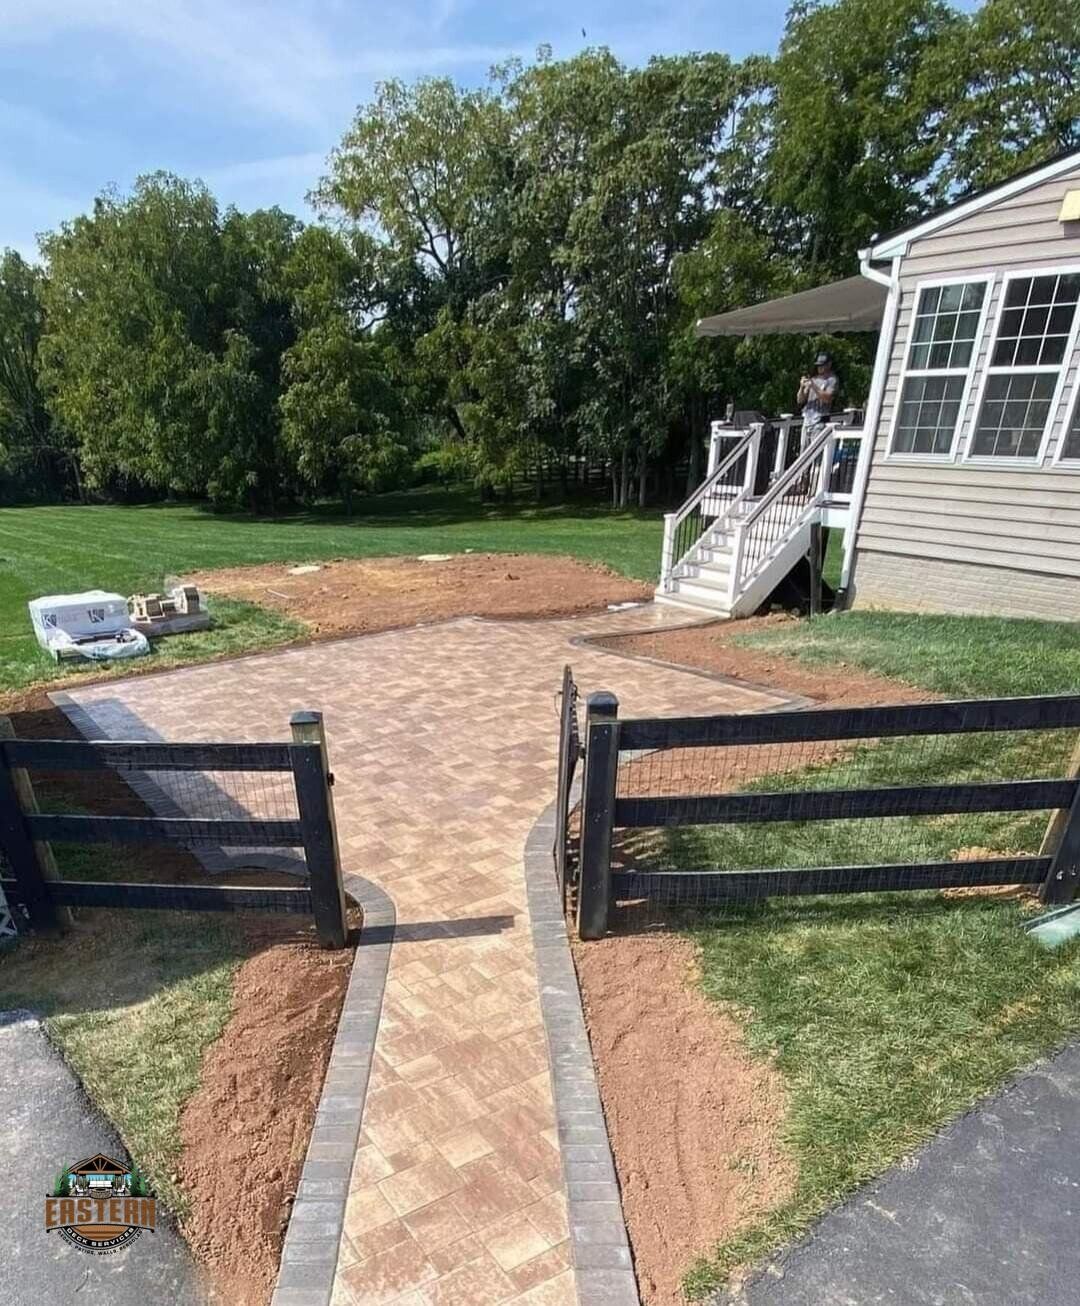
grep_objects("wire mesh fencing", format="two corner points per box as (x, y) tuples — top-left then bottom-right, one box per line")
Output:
(1, 715), (349, 946)
(567, 691), (1080, 938)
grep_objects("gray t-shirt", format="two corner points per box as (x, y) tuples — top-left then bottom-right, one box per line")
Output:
(803, 372), (837, 424)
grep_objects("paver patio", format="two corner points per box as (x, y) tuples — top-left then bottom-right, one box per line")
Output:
(58, 607), (792, 1305)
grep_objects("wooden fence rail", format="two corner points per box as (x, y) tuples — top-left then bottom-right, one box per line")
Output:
(571, 690), (1080, 939)
(0, 709), (349, 949)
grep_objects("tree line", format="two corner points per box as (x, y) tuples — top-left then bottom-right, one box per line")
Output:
(1, 0), (1076, 512)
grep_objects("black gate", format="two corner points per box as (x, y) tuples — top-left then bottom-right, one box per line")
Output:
(553, 664), (583, 911)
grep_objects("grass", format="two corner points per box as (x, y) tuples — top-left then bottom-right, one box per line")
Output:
(734, 608), (1080, 698)
(0, 842), (245, 1217)
(0, 488), (662, 698)
(674, 609), (1080, 1297)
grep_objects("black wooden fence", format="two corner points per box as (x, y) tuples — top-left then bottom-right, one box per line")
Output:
(0, 709), (349, 949)
(571, 690), (1080, 940)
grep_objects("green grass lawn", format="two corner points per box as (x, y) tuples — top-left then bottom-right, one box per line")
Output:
(674, 610), (1080, 1298)
(0, 488), (663, 698)
(0, 841), (245, 1218)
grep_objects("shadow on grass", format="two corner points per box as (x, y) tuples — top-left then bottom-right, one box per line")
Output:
(105, 485), (665, 531)
(607, 883), (1041, 940)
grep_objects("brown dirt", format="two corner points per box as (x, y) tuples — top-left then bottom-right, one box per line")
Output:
(1, 694), (354, 1305)
(592, 612), (936, 711)
(572, 933), (796, 1305)
(573, 614), (941, 1303)
(178, 919), (354, 1306)
(191, 552), (653, 636)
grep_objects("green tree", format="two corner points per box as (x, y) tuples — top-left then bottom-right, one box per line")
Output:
(0, 250), (78, 500)
(279, 226), (409, 510)
(39, 175), (302, 510)
(925, 0), (1080, 199)
(766, 0), (956, 274)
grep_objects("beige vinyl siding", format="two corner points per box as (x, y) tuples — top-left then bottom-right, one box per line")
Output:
(855, 160), (1080, 604)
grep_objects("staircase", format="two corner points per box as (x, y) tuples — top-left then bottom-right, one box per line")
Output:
(657, 421), (861, 619)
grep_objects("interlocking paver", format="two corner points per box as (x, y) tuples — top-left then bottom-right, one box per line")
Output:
(60, 607), (790, 1304)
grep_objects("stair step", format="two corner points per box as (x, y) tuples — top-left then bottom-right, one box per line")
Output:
(654, 589), (733, 618)
(681, 568), (731, 592)
(669, 578), (735, 609)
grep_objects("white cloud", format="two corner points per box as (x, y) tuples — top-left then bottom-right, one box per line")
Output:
(0, 1), (512, 127)
(200, 152), (328, 189)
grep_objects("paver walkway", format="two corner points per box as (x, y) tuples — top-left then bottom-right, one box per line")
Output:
(59, 608), (791, 1305)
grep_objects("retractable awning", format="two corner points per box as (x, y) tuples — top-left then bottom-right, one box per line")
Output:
(695, 274), (886, 337)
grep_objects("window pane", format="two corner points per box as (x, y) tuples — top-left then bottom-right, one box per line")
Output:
(1028, 275), (1057, 305)
(972, 373), (1056, 458)
(894, 375), (965, 454)
(1039, 335), (1068, 366)
(1005, 278), (1031, 308)
(1057, 273), (1080, 303)
(906, 281), (986, 371)
(961, 283), (984, 311)
(1015, 336), (1040, 366)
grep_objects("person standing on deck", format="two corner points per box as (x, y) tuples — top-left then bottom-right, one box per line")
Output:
(797, 353), (838, 447)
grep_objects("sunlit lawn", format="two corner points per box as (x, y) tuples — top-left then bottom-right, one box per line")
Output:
(0, 487), (663, 698)
(677, 610), (1080, 1296)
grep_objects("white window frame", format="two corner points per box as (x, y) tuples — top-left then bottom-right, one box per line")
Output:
(886, 274), (994, 463)
(1051, 365), (1080, 468)
(964, 263), (1080, 468)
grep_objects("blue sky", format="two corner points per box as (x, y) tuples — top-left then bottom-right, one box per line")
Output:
(0, 1), (793, 261)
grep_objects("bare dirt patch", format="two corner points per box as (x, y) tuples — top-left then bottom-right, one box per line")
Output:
(572, 933), (796, 1306)
(191, 552), (652, 636)
(1, 694), (354, 1306)
(178, 921), (354, 1306)
(591, 612), (936, 711)
(573, 614), (941, 1303)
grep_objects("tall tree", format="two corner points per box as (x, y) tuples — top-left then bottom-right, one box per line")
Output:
(924, 0), (1080, 199)
(766, 0), (956, 275)
(0, 250), (79, 500)
(39, 175), (302, 510)
(279, 226), (410, 510)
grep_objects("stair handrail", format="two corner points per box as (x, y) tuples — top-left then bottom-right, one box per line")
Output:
(661, 426), (758, 587)
(673, 426), (756, 530)
(739, 422), (835, 529)
(728, 423), (836, 605)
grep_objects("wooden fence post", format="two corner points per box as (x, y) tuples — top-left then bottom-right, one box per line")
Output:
(1040, 738), (1080, 905)
(290, 710), (348, 949)
(576, 691), (619, 941)
(0, 718), (64, 935)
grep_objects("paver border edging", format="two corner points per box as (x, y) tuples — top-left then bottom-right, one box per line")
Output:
(524, 799), (641, 1306)
(51, 684), (396, 1305)
(271, 870), (395, 1306)
(569, 629), (817, 712)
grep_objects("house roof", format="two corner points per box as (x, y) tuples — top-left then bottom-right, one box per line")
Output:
(867, 147), (1080, 261)
(695, 274), (886, 338)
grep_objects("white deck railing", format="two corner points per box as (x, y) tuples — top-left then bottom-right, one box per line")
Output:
(661, 419), (866, 606)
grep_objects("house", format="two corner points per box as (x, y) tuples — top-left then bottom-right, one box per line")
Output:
(659, 148), (1080, 622)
